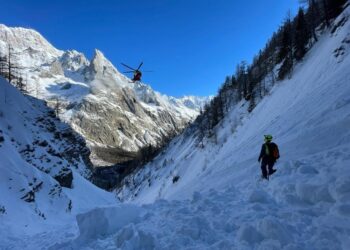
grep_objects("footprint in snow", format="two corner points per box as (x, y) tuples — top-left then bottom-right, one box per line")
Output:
(297, 165), (319, 175)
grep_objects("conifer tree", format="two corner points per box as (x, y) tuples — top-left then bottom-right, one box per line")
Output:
(319, 0), (346, 26)
(278, 14), (294, 80)
(0, 54), (7, 78)
(300, 0), (320, 42)
(294, 8), (310, 61)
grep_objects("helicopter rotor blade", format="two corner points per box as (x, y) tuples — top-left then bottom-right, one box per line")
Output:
(121, 63), (136, 71)
(123, 71), (135, 73)
(137, 62), (143, 70)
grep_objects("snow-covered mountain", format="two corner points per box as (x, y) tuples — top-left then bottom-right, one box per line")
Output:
(2, 3), (350, 249)
(0, 76), (116, 248)
(0, 24), (208, 166)
(169, 95), (213, 112)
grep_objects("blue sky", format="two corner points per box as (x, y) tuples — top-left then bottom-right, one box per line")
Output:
(2, 0), (299, 97)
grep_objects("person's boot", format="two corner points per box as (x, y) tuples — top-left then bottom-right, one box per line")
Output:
(262, 174), (269, 180)
(269, 169), (277, 176)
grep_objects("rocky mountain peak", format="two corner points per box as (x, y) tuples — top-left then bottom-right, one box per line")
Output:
(85, 49), (121, 83)
(0, 24), (62, 56)
(89, 49), (115, 73)
(60, 50), (89, 72)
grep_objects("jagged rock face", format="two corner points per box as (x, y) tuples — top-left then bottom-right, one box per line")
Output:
(0, 77), (97, 220)
(54, 168), (73, 188)
(0, 77), (115, 227)
(50, 60), (64, 75)
(71, 86), (186, 164)
(74, 50), (194, 165)
(60, 50), (89, 72)
(0, 24), (208, 166)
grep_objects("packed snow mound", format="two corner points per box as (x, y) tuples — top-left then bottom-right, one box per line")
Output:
(50, 205), (143, 249)
(76, 205), (142, 242)
(48, 182), (350, 249)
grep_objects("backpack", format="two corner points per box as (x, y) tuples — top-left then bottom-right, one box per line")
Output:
(271, 143), (280, 159)
(265, 142), (280, 159)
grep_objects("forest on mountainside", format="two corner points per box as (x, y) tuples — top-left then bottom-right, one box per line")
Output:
(196, 0), (347, 140)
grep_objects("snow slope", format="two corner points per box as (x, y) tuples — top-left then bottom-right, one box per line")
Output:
(107, 6), (350, 249)
(0, 77), (116, 249)
(118, 2), (350, 204)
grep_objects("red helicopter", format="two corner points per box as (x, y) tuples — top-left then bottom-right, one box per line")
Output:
(121, 62), (152, 82)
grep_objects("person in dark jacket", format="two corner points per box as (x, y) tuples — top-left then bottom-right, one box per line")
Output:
(258, 134), (280, 179)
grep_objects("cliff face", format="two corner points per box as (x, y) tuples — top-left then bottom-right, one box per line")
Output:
(0, 77), (115, 230)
